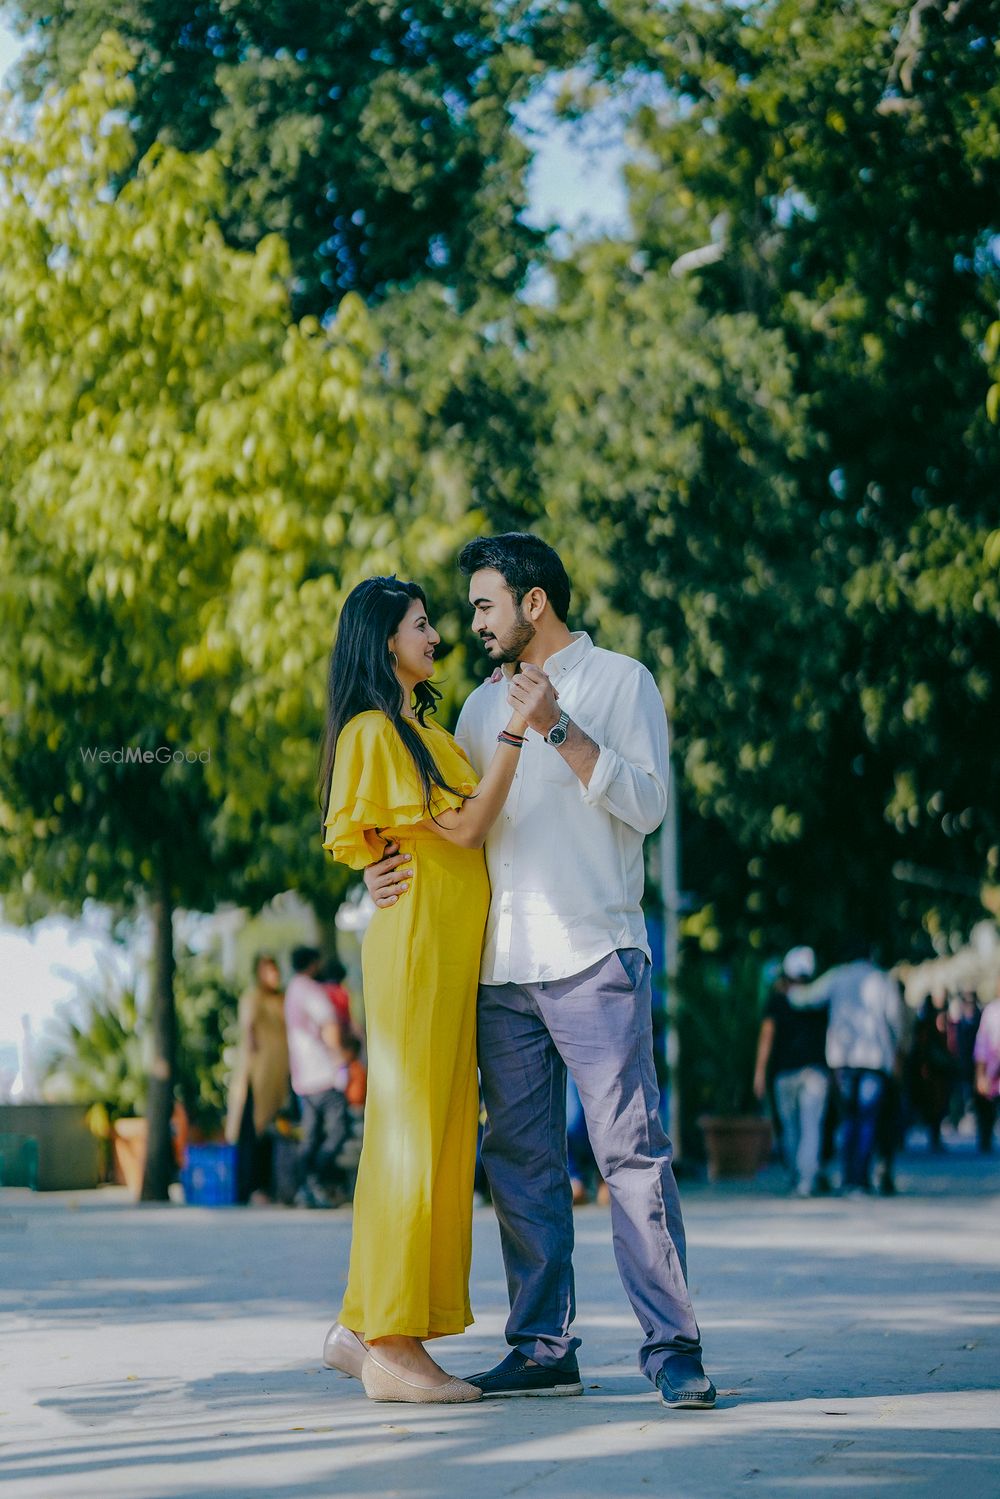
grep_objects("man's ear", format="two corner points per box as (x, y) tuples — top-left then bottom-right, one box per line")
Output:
(523, 586), (548, 621)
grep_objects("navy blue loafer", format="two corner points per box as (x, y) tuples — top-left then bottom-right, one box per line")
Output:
(656, 1354), (717, 1410)
(467, 1350), (584, 1398)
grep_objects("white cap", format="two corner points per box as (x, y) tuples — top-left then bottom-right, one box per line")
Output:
(783, 946), (816, 981)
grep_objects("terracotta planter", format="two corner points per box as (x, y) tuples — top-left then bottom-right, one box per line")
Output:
(698, 1114), (772, 1182)
(111, 1117), (148, 1198)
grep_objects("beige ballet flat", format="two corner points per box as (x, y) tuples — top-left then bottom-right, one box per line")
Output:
(361, 1352), (482, 1404)
(323, 1322), (368, 1378)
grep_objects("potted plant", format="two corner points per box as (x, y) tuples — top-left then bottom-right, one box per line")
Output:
(44, 975), (149, 1192)
(44, 949), (239, 1197)
(172, 950), (240, 1144)
(676, 953), (772, 1180)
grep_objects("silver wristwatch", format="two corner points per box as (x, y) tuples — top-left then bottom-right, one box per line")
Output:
(545, 710), (570, 747)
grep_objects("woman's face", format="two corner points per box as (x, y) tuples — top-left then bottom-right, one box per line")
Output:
(257, 958), (281, 991)
(389, 597), (441, 689)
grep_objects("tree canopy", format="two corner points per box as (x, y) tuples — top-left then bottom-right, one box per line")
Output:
(546, 0), (1000, 954)
(2, 0), (998, 977)
(4, 0), (556, 311)
(0, 39), (476, 1189)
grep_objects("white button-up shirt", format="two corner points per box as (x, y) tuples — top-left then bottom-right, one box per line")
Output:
(455, 632), (669, 986)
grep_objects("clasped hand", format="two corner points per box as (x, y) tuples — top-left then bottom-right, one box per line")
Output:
(507, 662), (560, 736)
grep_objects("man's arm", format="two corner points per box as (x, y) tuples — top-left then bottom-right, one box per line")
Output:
(509, 663), (668, 833)
(785, 973), (834, 1010)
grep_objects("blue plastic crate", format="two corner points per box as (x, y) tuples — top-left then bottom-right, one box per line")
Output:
(181, 1143), (238, 1206)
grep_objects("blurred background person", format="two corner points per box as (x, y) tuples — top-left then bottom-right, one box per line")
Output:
(793, 940), (903, 1195)
(567, 1075), (605, 1206)
(318, 954), (356, 1037)
(973, 987), (1000, 1155)
(342, 1031), (368, 1110)
(948, 991), (982, 1133)
(753, 946), (829, 1197)
(908, 994), (954, 1152)
(285, 945), (350, 1208)
(225, 952), (290, 1205)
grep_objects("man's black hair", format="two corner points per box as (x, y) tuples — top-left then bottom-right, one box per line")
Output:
(291, 945), (322, 973)
(457, 533), (571, 622)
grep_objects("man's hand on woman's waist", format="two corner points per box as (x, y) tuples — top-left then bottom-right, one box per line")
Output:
(364, 839), (412, 908)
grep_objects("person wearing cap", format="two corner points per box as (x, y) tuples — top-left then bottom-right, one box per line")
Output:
(753, 946), (830, 1197)
(789, 939), (904, 1195)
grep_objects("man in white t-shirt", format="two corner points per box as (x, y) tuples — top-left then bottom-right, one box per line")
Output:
(285, 946), (349, 1209)
(364, 533), (714, 1411)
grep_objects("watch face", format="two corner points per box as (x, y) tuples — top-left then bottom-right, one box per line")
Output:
(548, 727), (567, 746)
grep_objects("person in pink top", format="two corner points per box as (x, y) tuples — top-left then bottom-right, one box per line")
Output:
(973, 991), (1000, 1154)
(285, 945), (350, 1208)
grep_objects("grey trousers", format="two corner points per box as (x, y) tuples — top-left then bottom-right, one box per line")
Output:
(478, 949), (703, 1384)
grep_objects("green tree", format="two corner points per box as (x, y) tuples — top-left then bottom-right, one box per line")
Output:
(3, 0), (552, 312)
(368, 254), (844, 949)
(0, 39), (456, 1196)
(543, 0), (1000, 955)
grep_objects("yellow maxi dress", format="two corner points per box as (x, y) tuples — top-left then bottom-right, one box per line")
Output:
(322, 710), (490, 1341)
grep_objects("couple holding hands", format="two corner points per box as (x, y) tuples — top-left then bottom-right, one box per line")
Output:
(317, 532), (715, 1412)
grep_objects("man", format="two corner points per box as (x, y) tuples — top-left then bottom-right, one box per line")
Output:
(793, 942), (903, 1195)
(753, 946), (830, 1198)
(285, 946), (350, 1209)
(365, 533), (715, 1411)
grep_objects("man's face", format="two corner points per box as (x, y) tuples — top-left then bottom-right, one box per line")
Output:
(468, 568), (535, 664)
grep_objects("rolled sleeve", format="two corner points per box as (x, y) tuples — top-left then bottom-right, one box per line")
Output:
(581, 742), (617, 805)
(580, 666), (669, 834)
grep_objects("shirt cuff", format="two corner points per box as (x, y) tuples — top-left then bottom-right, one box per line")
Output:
(581, 743), (616, 806)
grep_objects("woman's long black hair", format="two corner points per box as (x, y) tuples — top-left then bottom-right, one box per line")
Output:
(317, 576), (464, 827)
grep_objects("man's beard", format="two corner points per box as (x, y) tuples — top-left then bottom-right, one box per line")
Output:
(481, 606), (535, 664)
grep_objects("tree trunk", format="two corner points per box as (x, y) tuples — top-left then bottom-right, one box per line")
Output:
(315, 911), (341, 959)
(141, 860), (176, 1202)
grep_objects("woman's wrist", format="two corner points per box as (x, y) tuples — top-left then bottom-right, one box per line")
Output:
(498, 716), (527, 751)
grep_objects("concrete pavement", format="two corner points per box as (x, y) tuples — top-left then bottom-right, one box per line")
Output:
(2, 1148), (999, 1498)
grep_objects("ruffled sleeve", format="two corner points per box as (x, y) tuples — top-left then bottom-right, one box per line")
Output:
(322, 712), (477, 869)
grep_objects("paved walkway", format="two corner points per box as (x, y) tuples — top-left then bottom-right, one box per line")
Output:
(2, 1148), (999, 1498)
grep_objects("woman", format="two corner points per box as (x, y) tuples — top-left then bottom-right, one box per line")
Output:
(224, 952), (290, 1204)
(317, 576), (528, 1404)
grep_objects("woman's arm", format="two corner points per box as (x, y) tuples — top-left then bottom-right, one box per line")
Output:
(420, 711), (527, 849)
(753, 1018), (775, 1101)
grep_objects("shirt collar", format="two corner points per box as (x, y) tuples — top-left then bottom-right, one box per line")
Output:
(543, 631), (593, 681)
(489, 631), (593, 684)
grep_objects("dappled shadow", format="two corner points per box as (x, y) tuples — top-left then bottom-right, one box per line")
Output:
(2, 1390), (998, 1498)
(3, 1152), (998, 1497)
